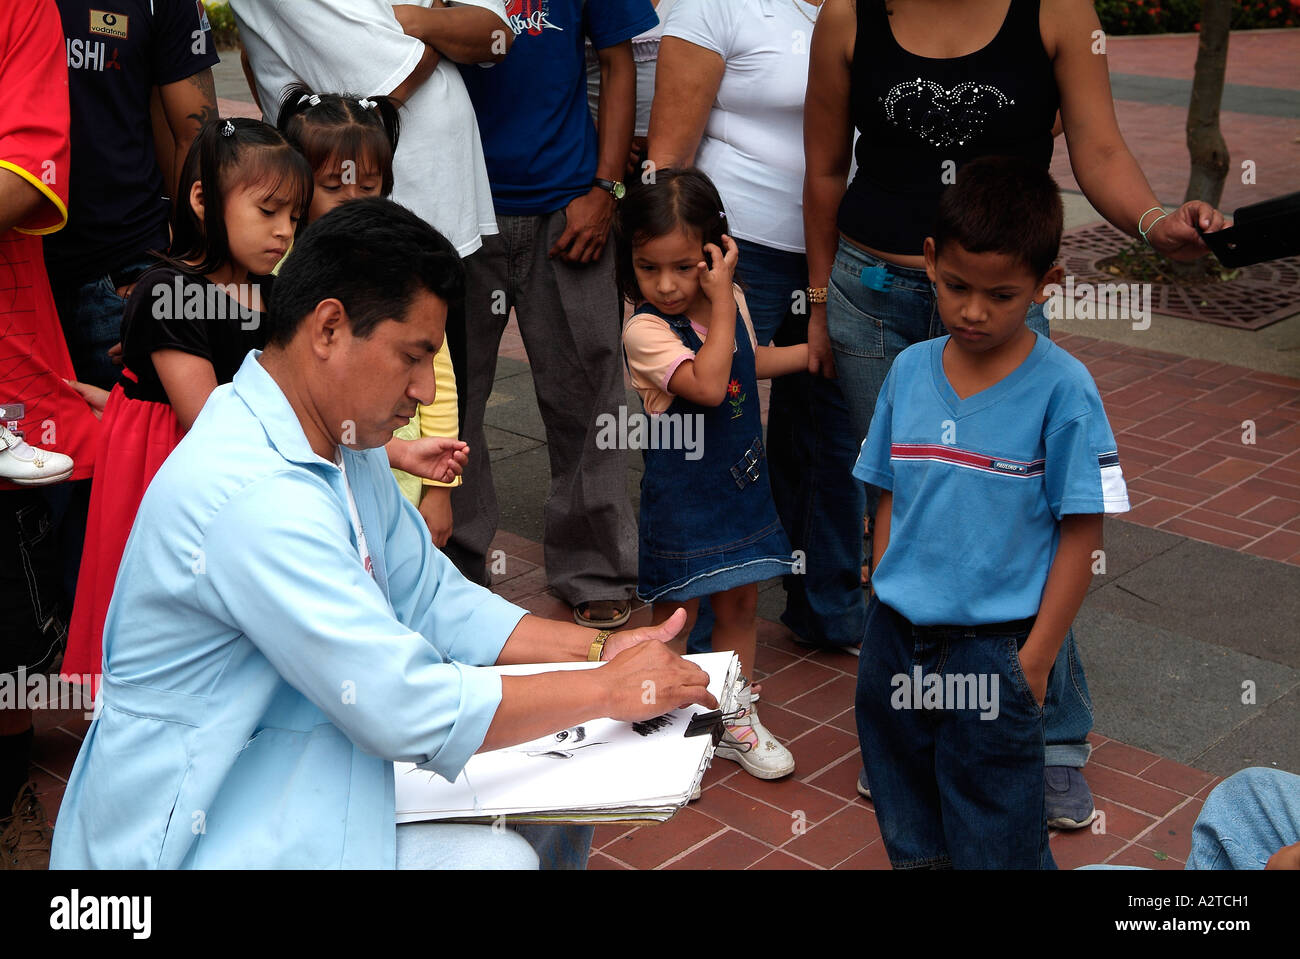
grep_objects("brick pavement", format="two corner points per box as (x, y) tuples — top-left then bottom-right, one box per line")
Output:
(1102, 29), (1300, 88)
(1052, 29), (1300, 210)
(1059, 333), (1300, 564)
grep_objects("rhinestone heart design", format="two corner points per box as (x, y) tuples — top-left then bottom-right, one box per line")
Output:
(880, 78), (1015, 149)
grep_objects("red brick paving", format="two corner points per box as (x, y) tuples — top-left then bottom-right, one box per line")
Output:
(1102, 29), (1300, 89)
(1049, 30), (1300, 211)
(1056, 331), (1300, 565)
(1051, 101), (1299, 213)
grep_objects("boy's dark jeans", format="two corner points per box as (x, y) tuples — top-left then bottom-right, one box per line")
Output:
(857, 596), (1056, 869)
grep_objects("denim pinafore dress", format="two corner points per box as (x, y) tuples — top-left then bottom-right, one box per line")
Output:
(634, 304), (795, 603)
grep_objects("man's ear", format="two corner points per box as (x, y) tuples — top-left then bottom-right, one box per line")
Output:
(1033, 264), (1066, 304)
(189, 179), (205, 225)
(922, 237), (938, 284)
(308, 298), (348, 358)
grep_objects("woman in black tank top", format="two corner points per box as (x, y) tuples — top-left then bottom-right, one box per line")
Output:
(804, 0), (1226, 391)
(802, 0), (1227, 839)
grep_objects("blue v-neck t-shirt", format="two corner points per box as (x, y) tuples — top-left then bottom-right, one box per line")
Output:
(854, 333), (1130, 626)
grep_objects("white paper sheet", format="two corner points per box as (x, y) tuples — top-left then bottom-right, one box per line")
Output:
(394, 652), (739, 823)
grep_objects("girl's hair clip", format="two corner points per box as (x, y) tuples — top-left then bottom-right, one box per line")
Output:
(221, 120), (236, 137)
(298, 93), (322, 107)
(357, 98), (377, 110)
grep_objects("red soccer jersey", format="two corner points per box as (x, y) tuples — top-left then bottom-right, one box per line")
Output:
(0, 0), (100, 489)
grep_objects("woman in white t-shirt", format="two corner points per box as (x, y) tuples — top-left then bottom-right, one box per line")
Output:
(646, 0), (867, 658)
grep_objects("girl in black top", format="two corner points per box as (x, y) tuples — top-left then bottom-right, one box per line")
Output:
(64, 117), (311, 686)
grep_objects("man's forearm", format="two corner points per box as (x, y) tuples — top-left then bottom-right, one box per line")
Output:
(480, 670), (609, 751)
(595, 42), (636, 183)
(404, 5), (512, 64)
(496, 613), (597, 667)
(0, 167), (48, 236)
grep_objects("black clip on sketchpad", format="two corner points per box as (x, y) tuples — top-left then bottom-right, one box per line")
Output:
(1198, 191), (1300, 268)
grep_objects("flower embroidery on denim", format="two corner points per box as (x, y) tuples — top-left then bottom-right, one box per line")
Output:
(726, 378), (745, 419)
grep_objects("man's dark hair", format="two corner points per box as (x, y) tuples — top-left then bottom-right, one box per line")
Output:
(933, 156), (1064, 278)
(269, 198), (464, 344)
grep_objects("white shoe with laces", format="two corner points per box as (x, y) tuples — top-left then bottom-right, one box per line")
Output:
(0, 426), (73, 486)
(714, 679), (795, 780)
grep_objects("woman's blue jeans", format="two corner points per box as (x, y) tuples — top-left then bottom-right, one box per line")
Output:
(829, 237), (1092, 768)
(687, 237), (867, 653)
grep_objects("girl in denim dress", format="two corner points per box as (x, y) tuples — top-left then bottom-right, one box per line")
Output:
(616, 169), (808, 781)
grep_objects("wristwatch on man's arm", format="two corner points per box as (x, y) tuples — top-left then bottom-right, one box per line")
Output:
(593, 178), (625, 201)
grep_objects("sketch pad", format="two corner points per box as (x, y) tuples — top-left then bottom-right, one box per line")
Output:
(393, 652), (740, 825)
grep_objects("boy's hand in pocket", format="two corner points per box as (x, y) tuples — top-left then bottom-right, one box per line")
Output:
(1018, 645), (1053, 708)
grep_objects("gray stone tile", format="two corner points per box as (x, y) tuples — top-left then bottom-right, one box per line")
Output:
(211, 54), (255, 104)
(482, 425), (543, 462)
(493, 445), (551, 543)
(1109, 73), (1300, 119)
(483, 361), (546, 442)
(1191, 685), (1300, 778)
(1089, 539), (1300, 669)
(1077, 607), (1300, 767)
(1090, 518), (1184, 592)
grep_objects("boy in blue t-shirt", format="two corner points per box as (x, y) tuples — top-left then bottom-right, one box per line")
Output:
(853, 157), (1130, 870)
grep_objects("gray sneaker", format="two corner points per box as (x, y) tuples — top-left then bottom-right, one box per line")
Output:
(857, 767), (871, 799)
(0, 782), (52, 870)
(1045, 765), (1097, 829)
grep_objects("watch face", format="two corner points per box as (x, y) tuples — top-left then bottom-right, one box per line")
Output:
(612, 181), (626, 200)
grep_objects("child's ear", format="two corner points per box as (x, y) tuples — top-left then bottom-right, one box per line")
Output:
(1032, 264), (1066, 304)
(922, 237), (938, 284)
(189, 180), (206, 226)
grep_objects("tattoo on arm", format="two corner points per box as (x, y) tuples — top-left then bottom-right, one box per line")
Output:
(184, 69), (218, 131)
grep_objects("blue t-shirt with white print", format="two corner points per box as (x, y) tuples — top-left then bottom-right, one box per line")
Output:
(459, 0), (657, 215)
(854, 332), (1130, 626)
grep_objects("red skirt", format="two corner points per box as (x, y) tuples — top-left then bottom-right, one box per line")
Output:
(61, 383), (182, 692)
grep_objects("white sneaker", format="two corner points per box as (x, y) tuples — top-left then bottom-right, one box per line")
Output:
(0, 426), (73, 486)
(714, 680), (795, 780)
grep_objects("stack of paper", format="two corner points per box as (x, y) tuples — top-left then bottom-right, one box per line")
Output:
(394, 651), (740, 824)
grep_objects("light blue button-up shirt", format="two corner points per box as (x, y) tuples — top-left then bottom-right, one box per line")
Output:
(51, 353), (527, 869)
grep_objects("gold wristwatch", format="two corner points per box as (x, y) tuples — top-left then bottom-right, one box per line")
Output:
(587, 629), (613, 662)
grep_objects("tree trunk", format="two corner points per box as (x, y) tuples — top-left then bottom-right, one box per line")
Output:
(1184, 0), (1232, 208)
